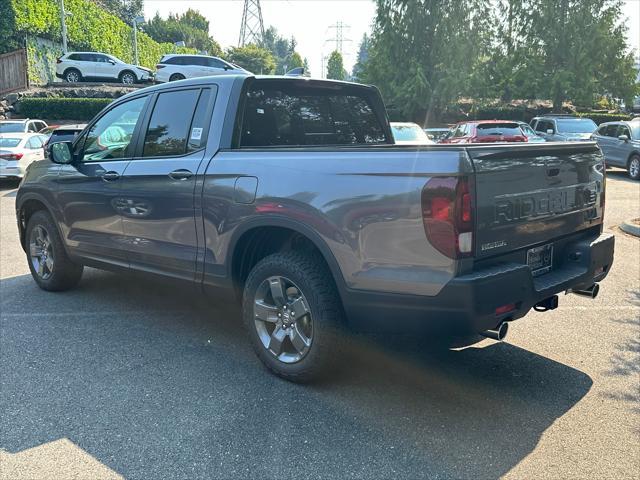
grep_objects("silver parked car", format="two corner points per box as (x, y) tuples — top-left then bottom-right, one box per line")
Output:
(591, 119), (640, 180)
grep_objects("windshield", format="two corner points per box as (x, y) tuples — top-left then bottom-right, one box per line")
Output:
(0, 137), (22, 148)
(520, 123), (537, 136)
(476, 123), (522, 136)
(556, 119), (597, 133)
(391, 124), (430, 142)
(0, 123), (24, 133)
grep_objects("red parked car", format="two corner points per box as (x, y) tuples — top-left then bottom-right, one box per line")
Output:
(440, 120), (527, 143)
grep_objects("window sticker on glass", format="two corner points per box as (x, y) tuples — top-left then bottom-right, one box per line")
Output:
(191, 127), (203, 140)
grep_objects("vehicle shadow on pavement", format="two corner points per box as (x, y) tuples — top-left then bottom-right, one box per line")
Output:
(0, 269), (593, 479)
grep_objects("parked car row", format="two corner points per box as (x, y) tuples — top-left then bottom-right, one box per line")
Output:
(0, 120), (87, 181)
(389, 115), (638, 179)
(55, 51), (250, 85)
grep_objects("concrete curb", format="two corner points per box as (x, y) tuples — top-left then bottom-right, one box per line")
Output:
(620, 219), (640, 237)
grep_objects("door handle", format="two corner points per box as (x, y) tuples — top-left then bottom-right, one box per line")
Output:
(101, 171), (120, 181)
(169, 169), (193, 181)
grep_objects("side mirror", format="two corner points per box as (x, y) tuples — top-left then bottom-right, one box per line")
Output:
(546, 129), (554, 135)
(108, 60), (116, 65)
(618, 134), (629, 142)
(223, 65), (232, 71)
(49, 141), (74, 164)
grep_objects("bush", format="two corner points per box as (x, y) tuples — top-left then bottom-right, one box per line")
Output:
(19, 97), (112, 120)
(576, 112), (634, 125)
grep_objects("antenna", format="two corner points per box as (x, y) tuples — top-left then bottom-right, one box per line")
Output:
(239, 0), (265, 47)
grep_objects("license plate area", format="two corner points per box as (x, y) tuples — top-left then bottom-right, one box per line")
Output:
(527, 244), (553, 277)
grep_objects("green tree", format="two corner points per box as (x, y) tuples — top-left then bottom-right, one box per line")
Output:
(143, 9), (222, 56)
(262, 26), (304, 74)
(91, 0), (143, 23)
(509, 0), (638, 110)
(226, 44), (276, 74)
(303, 57), (311, 76)
(363, 0), (491, 124)
(352, 33), (370, 80)
(326, 50), (346, 80)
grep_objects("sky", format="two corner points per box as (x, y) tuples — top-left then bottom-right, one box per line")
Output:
(144, 0), (640, 77)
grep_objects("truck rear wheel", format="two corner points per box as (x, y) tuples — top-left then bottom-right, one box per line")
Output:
(26, 210), (83, 291)
(242, 251), (344, 382)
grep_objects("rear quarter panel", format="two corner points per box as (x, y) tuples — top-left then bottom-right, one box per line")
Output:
(202, 147), (472, 296)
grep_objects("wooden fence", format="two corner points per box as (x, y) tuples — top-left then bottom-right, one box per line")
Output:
(0, 49), (28, 95)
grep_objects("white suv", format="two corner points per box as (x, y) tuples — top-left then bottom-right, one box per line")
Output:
(56, 52), (153, 84)
(155, 54), (250, 83)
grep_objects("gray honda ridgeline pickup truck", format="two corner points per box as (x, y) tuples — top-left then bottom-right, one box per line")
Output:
(16, 75), (614, 381)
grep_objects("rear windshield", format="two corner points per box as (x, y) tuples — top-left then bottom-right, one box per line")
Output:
(0, 137), (21, 147)
(0, 123), (24, 133)
(476, 123), (522, 136)
(239, 82), (389, 147)
(556, 119), (597, 133)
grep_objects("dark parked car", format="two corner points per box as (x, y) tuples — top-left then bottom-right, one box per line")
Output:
(16, 75), (614, 381)
(440, 120), (527, 143)
(591, 119), (640, 180)
(530, 115), (597, 142)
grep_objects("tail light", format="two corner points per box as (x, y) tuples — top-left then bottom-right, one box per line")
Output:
(56, 57), (62, 64)
(421, 177), (473, 258)
(0, 153), (23, 161)
(156, 64), (165, 69)
(470, 136), (527, 143)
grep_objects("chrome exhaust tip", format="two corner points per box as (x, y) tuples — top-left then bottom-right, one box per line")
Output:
(569, 283), (599, 299)
(481, 322), (509, 341)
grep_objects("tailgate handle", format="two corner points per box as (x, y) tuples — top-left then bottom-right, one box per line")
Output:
(547, 168), (560, 177)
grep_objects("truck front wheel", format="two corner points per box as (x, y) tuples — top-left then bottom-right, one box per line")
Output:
(242, 251), (344, 382)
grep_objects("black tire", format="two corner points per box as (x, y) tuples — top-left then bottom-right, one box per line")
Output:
(26, 210), (83, 291)
(169, 73), (185, 82)
(119, 71), (137, 85)
(64, 68), (82, 83)
(242, 251), (344, 382)
(628, 155), (640, 181)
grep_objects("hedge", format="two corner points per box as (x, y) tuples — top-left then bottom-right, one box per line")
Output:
(4, 0), (196, 68)
(19, 97), (113, 120)
(576, 112), (634, 125)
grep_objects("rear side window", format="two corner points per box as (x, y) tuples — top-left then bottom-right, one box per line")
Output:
(239, 84), (387, 147)
(142, 88), (209, 157)
(476, 123), (522, 136)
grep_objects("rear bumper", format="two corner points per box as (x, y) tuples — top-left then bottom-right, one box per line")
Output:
(343, 231), (615, 334)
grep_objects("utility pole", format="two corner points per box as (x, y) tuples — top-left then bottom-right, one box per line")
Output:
(239, 0), (265, 47)
(59, 0), (68, 53)
(132, 16), (145, 66)
(325, 21), (352, 56)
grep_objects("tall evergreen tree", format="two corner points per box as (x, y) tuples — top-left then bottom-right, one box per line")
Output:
(363, 0), (492, 124)
(352, 33), (370, 80)
(326, 51), (346, 80)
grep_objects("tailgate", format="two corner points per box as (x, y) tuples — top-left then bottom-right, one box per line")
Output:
(467, 142), (604, 259)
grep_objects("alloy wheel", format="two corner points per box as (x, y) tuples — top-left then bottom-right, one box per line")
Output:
(630, 157), (640, 179)
(66, 71), (79, 82)
(29, 225), (54, 280)
(253, 276), (313, 364)
(122, 73), (135, 84)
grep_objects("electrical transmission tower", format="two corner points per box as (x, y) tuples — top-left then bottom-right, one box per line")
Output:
(325, 21), (352, 56)
(239, 0), (265, 47)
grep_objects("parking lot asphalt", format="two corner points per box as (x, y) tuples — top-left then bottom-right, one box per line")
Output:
(0, 169), (638, 480)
